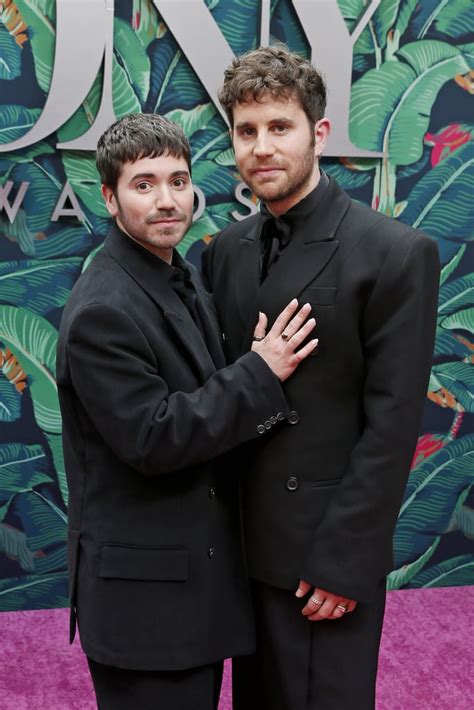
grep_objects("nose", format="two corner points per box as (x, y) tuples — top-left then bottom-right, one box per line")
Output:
(154, 185), (175, 211)
(253, 132), (275, 158)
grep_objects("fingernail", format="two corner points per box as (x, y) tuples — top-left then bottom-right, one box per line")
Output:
(295, 588), (304, 597)
(312, 338), (319, 346)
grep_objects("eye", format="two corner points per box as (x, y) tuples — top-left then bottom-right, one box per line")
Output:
(272, 124), (288, 133)
(172, 177), (188, 188)
(238, 127), (255, 138)
(136, 181), (151, 191)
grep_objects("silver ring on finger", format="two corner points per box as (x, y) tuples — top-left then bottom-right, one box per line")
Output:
(253, 335), (265, 341)
(336, 604), (347, 613)
(281, 332), (290, 341)
(310, 596), (323, 606)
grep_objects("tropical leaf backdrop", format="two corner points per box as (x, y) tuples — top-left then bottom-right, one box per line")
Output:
(0, 0), (472, 610)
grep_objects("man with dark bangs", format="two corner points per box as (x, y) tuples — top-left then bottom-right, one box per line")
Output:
(57, 112), (317, 709)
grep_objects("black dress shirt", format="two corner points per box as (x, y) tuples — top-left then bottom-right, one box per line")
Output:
(259, 170), (330, 282)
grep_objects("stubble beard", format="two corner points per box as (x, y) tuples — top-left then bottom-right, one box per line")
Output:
(242, 133), (317, 207)
(117, 205), (192, 252)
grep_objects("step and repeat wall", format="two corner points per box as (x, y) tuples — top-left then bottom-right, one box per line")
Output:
(0, 0), (473, 610)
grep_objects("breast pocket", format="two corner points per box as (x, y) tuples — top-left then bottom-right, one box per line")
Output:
(299, 287), (337, 356)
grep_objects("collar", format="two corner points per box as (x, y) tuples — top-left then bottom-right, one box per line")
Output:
(259, 170), (330, 234)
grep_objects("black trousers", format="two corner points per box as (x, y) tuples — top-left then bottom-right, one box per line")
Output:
(87, 657), (223, 710)
(233, 579), (386, 710)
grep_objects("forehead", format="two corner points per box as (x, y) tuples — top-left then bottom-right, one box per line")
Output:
(233, 92), (305, 124)
(118, 153), (190, 182)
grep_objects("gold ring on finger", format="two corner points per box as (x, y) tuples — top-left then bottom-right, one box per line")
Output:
(310, 597), (323, 606)
(336, 604), (347, 613)
(281, 332), (290, 340)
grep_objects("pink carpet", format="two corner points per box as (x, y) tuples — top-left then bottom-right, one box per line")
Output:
(0, 587), (472, 709)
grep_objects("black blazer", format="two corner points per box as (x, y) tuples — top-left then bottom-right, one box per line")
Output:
(56, 225), (287, 671)
(202, 174), (440, 603)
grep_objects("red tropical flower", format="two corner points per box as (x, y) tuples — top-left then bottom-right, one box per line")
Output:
(425, 124), (471, 167)
(411, 433), (446, 469)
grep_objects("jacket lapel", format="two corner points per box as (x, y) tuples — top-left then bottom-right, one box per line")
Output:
(105, 226), (216, 383)
(231, 218), (263, 353)
(190, 268), (227, 370)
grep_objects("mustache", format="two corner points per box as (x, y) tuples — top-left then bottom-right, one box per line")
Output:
(145, 210), (187, 224)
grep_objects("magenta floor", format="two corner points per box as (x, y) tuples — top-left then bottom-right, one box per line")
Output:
(0, 586), (472, 709)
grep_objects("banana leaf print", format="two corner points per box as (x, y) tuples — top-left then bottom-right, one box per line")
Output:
(0, 257), (83, 314)
(0, 572), (68, 611)
(389, 435), (473, 587)
(1, 0), (473, 610)
(408, 554), (474, 588)
(0, 348), (26, 422)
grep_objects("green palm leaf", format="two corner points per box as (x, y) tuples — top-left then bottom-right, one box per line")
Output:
(431, 362), (474, 412)
(0, 105), (41, 145)
(10, 160), (62, 232)
(0, 257), (83, 315)
(114, 17), (150, 104)
(415, 0), (474, 40)
(439, 245), (466, 286)
(394, 435), (474, 567)
(0, 443), (51, 498)
(35, 226), (98, 260)
(440, 308), (474, 335)
(0, 210), (36, 257)
(0, 306), (60, 433)
(438, 273), (474, 316)
(350, 41), (474, 164)
(61, 151), (109, 219)
(0, 524), (35, 572)
(387, 537), (440, 590)
(0, 571), (68, 611)
(407, 554), (474, 588)
(0, 375), (21, 422)
(400, 140), (474, 240)
(19, 0), (55, 92)
(165, 104), (217, 139)
(0, 24), (22, 80)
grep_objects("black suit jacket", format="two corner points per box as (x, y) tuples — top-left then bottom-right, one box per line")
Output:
(202, 174), (440, 603)
(56, 225), (288, 671)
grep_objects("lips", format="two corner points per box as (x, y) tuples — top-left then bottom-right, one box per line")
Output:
(251, 166), (284, 177)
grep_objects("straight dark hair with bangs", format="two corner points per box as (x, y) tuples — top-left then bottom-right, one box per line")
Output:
(96, 113), (192, 191)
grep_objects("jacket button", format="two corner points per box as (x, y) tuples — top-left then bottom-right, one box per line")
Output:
(287, 410), (300, 425)
(270, 416), (277, 425)
(257, 424), (265, 434)
(286, 476), (299, 491)
(209, 486), (216, 499)
(208, 547), (215, 558)
(276, 412), (285, 422)
(264, 420), (272, 429)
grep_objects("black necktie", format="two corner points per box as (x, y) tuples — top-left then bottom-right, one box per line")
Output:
(260, 215), (291, 282)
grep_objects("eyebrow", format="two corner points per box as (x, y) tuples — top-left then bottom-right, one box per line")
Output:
(128, 170), (190, 184)
(235, 117), (294, 129)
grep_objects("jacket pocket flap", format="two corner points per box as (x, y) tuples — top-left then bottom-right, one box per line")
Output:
(300, 287), (337, 305)
(99, 545), (188, 581)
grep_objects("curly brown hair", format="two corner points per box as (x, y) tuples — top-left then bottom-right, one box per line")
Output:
(218, 45), (327, 127)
